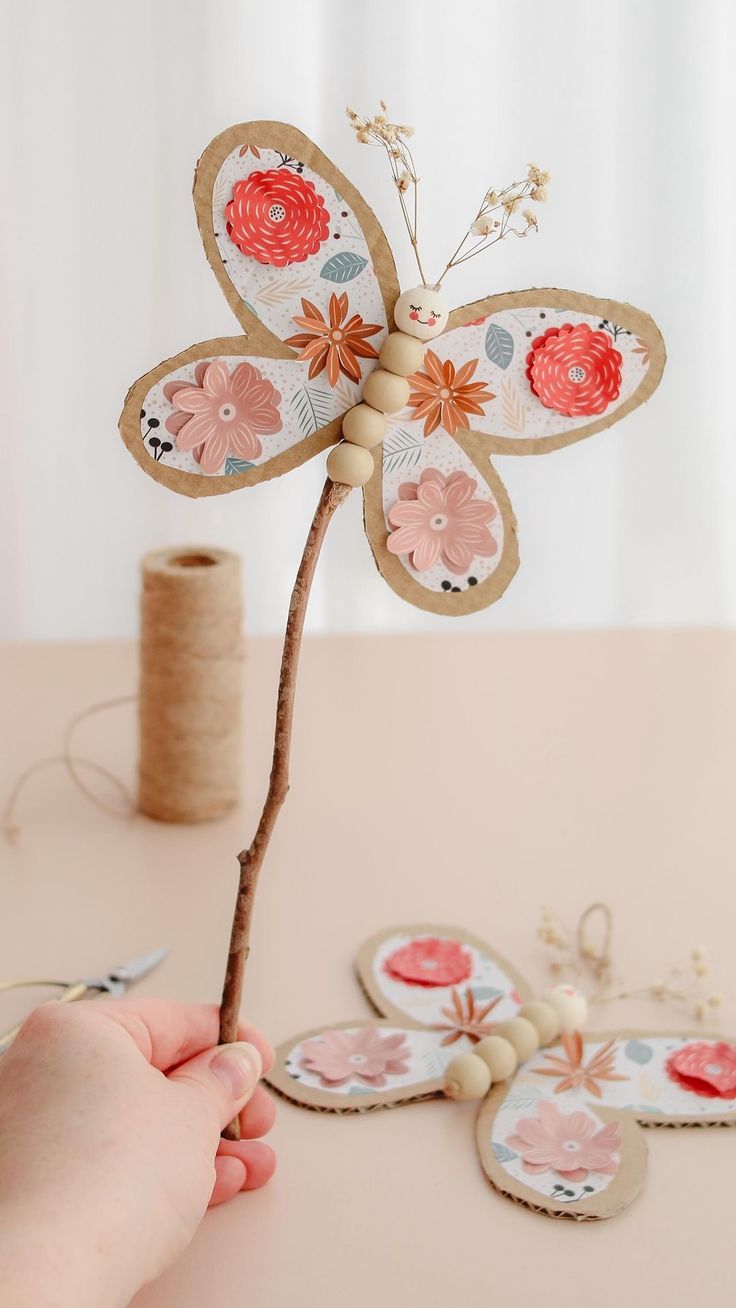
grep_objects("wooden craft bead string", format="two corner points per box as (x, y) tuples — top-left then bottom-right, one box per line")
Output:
(443, 984), (588, 1101)
(325, 333), (422, 487)
(138, 547), (244, 824)
(326, 284), (449, 488)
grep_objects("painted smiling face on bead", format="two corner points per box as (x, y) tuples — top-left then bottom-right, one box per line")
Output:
(393, 285), (449, 342)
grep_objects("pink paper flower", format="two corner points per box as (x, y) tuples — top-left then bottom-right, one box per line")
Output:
(666, 1042), (736, 1099)
(163, 359), (282, 473)
(386, 468), (498, 574)
(507, 1100), (621, 1182)
(385, 936), (473, 988)
(300, 1028), (411, 1087)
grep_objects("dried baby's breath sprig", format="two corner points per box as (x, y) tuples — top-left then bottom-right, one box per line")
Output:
(347, 102), (427, 285)
(536, 902), (727, 1024)
(435, 160), (549, 287)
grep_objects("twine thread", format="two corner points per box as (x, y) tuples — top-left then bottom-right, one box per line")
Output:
(138, 546), (244, 823)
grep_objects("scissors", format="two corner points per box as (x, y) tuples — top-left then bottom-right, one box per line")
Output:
(0, 946), (169, 1054)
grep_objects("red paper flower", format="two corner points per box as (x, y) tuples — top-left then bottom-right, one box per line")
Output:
(525, 322), (622, 417)
(225, 168), (330, 267)
(666, 1042), (736, 1099)
(385, 936), (473, 988)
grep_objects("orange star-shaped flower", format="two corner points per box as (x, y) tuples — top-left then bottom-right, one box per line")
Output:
(285, 292), (382, 388)
(534, 1032), (628, 1098)
(408, 350), (495, 438)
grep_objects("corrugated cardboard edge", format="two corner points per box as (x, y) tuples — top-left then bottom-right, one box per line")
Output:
(362, 286), (666, 616)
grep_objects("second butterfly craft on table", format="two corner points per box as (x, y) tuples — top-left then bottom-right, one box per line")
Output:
(119, 119), (665, 617)
(266, 925), (736, 1221)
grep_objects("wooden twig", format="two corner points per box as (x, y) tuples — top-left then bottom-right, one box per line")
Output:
(218, 476), (352, 1138)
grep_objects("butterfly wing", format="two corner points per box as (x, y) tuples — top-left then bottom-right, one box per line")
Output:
(120, 121), (398, 497)
(363, 288), (664, 615)
(355, 924), (530, 1031)
(266, 1018), (450, 1111)
(477, 1028), (735, 1220)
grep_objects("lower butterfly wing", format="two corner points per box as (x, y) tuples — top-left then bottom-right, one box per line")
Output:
(119, 332), (345, 497)
(266, 1018), (450, 1111)
(364, 288), (664, 615)
(363, 430), (519, 616)
(477, 1029), (736, 1220)
(355, 924), (530, 1032)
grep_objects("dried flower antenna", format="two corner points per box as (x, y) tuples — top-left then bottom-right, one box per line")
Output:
(536, 901), (726, 1024)
(346, 102), (428, 286)
(435, 162), (550, 287)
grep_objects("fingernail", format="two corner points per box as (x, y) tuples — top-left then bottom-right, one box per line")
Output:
(210, 1042), (262, 1098)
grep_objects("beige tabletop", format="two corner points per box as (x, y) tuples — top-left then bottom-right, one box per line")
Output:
(1, 631), (735, 1307)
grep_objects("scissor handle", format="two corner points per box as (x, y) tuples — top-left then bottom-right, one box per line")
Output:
(0, 980), (89, 1054)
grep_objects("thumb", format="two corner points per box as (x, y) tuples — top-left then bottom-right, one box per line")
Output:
(168, 1041), (263, 1132)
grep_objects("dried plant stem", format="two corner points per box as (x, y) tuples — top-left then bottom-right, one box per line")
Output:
(218, 476), (352, 1138)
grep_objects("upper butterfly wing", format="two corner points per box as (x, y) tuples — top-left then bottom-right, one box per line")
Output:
(356, 924), (530, 1032)
(120, 122), (398, 496)
(363, 288), (664, 615)
(477, 1028), (735, 1220)
(194, 121), (398, 344)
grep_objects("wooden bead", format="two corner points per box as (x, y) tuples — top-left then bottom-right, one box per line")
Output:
(443, 1053), (492, 1102)
(362, 368), (410, 415)
(342, 403), (386, 449)
(474, 1035), (518, 1082)
(544, 985), (588, 1033)
(519, 1000), (561, 1046)
(495, 1017), (540, 1063)
(326, 442), (374, 487)
(379, 331), (426, 377)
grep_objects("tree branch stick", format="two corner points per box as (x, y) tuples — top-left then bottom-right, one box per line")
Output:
(218, 476), (352, 1138)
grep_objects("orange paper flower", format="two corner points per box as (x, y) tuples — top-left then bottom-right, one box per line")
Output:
(534, 1032), (628, 1098)
(285, 292), (382, 387)
(408, 351), (495, 437)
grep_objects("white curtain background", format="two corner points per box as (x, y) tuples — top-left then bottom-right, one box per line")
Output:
(1, 0), (734, 640)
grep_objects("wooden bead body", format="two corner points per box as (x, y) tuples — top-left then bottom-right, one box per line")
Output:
(363, 368), (411, 415)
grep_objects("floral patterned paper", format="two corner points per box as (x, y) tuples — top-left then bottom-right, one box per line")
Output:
(285, 1025), (470, 1098)
(139, 353), (348, 477)
(488, 1035), (736, 1205)
(212, 146), (389, 346)
(371, 931), (522, 1031)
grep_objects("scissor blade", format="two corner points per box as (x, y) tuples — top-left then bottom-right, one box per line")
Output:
(108, 946), (169, 987)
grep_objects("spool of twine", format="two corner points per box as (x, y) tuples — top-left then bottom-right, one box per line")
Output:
(138, 546), (244, 823)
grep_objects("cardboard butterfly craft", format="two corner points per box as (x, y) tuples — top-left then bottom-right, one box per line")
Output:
(266, 926), (736, 1221)
(119, 122), (666, 616)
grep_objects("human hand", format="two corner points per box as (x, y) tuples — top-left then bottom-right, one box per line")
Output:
(0, 998), (275, 1307)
